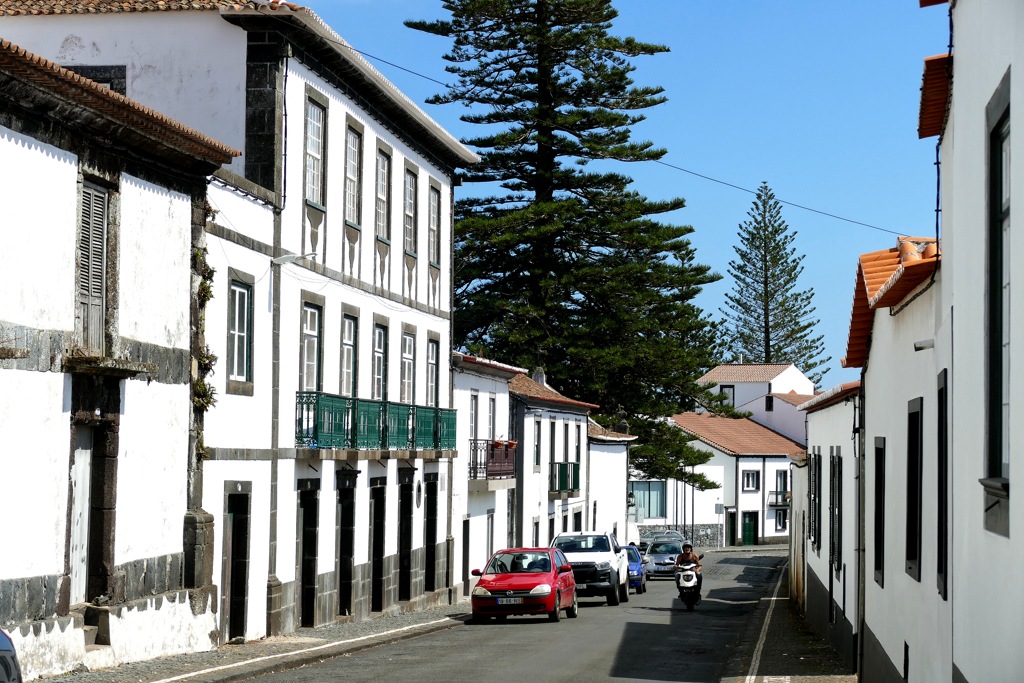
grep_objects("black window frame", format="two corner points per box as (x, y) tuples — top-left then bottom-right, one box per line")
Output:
(937, 369), (949, 599)
(765, 394), (774, 412)
(874, 437), (886, 586)
(372, 323), (388, 401)
(300, 301), (323, 392)
(906, 398), (924, 582)
(534, 418), (542, 467)
(426, 339), (439, 408)
(742, 470), (760, 492)
(304, 98), (327, 209)
(403, 168), (418, 255)
(375, 149), (392, 242)
(340, 314), (358, 398)
(549, 420), (556, 464)
(344, 125), (362, 228)
(428, 185), (441, 266)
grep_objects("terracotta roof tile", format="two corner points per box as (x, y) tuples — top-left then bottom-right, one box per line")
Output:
(672, 413), (804, 457)
(770, 392), (815, 407)
(697, 364), (793, 384)
(509, 374), (599, 410)
(587, 420), (637, 442)
(842, 237), (940, 369)
(919, 53), (951, 139)
(0, 1), (287, 15)
(0, 38), (238, 164)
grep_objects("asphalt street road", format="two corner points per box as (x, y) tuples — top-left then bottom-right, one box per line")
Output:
(253, 549), (786, 683)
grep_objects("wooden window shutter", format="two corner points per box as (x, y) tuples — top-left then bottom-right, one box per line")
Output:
(77, 185), (107, 354)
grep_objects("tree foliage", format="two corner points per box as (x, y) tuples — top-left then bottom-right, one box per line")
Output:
(408, 0), (737, 483)
(720, 183), (830, 386)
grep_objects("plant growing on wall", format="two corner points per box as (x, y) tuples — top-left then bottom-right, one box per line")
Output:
(720, 182), (830, 386)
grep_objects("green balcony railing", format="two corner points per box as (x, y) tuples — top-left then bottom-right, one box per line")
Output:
(549, 461), (580, 493)
(415, 407), (438, 449)
(297, 392), (456, 452)
(296, 392), (355, 449)
(388, 403), (415, 450)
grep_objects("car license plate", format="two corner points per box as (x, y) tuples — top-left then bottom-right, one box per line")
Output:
(497, 597), (522, 605)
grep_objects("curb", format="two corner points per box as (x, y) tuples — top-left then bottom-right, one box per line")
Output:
(138, 617), (466, 683)
(716, 560), (787, 683)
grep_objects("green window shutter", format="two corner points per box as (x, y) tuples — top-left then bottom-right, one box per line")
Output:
(78, 185), (107, 354)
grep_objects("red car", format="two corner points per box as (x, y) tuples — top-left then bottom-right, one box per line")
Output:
(471, 547), (578, 622)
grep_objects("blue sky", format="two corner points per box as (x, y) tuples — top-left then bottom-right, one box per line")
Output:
(306, 0), (950, 387)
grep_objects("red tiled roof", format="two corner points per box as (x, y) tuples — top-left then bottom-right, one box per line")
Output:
(842, 237), (940, 369)
(0, 1), (296, 15)
(672, 413), (804, 457)
(798, 381), (861, 414)
(452, 353), (526, 379)
(697, 364), (793, 384)
(771, 392), (815, 407)
(0, 38), (238, 165)
(919, 54), (951, 139)
(509, 374), (599, 411)
(587, 421), (637, 443)
(919, 0), (946, 7)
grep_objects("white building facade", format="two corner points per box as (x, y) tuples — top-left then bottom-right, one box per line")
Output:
(0, 39), (238, 678)
(0, 0), (478, 643)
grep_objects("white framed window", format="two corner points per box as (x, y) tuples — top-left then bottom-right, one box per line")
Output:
(776, 509), (788, 531)
(404, 170), (417, 253)
(345, 128), (361, 225)
(534, 418), (542, 466)
(375, 150), (390, 240)
(301, 304), (320, 391)
(470, 392), (479, 441)
(428, 186), (440, 264)
(228, 282), (251, 382)
(373, 324), (387, 400)
(341, 315), (357, 397)
(305, 101), (325, 206)
(488, 396), (496, 440)
(742, 470), (760, 492)
(400, 333), (415, 404)
(426, 340), (439, 407)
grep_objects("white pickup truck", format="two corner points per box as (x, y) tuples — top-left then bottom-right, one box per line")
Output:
(551, 531), (631, 605)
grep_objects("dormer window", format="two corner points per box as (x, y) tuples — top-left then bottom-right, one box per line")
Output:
(721, 384), (735, 407)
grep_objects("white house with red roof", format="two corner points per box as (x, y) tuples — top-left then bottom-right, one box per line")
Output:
(697, 362), (815, 410)
(0, 38), (238, 677)
(0, 0), (478, 644)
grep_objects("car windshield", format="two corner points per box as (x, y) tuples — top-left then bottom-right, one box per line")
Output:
(485, 551), (552, 574)
(626, 546), (642, 563)
(552, 535), (610, 553)
(649, 542), (681, 555)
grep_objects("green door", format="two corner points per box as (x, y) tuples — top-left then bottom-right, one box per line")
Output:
(742, 512), (757, 545)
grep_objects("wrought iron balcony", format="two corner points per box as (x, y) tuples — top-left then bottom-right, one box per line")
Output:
(469, 439), (516, 480)
(549, 461), (580, 494)
(768, 490), (790, 507)
(296, 391), (456, 452)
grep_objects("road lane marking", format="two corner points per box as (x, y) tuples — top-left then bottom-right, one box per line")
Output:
(146, 618), (455, 683)
(744, 560), (787, 683)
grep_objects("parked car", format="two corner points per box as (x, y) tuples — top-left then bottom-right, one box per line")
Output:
(471, 548), (578, 622)
(0, 629), (22, 683)
(646, 540), (684, 578)
(625, 545), (650, 594)
(552, 531), (630, 605)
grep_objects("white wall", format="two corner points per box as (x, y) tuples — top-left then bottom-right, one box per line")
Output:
(862, 280), (951, 683)
(740, 394), (807, 444)
(0, 372), (70, 579)
(772, 365), (815, 395)
(0, 11), (248, 174)
(588, 441), (627, 541)
(115, 381), (190, 564)
(946, 2), (1024, 681)
(0, 126), (78, 330)
(118, 175), (191, 349)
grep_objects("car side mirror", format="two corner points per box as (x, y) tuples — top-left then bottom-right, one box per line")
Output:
(559, 564), (572, 573)
(471, 569), (482, 577)
(643, 556), (651, 563)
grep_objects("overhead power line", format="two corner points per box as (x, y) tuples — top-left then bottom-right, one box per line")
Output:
(263, 5), (900, 237)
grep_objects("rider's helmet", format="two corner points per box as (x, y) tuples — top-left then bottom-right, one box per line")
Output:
(682, 542), (693, 551)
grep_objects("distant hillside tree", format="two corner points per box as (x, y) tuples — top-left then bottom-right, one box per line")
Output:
(720, 182), (830, 385)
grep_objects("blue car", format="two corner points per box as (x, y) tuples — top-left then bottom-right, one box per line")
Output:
(625, 545), (650, 594)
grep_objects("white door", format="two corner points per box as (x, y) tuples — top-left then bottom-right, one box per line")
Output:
(70, 427), (93, 605)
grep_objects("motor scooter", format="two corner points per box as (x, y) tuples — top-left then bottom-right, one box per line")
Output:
(675, 553), (704, 611)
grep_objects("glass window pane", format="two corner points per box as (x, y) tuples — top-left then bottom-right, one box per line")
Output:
(345, 129), (361, 225)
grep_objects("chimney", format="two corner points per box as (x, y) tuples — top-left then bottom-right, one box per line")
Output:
(614, 409), (629, 434)
(532, 367), (547, 387)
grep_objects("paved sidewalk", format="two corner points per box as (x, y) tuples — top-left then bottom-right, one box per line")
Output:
(42, 602), (472, 683)
(719, 562), (856, 683)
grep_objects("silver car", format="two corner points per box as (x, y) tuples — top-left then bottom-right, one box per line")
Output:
(0, 629), (22, 683)
(645, 540), (684, 577)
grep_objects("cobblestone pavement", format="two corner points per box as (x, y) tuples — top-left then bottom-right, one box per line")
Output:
(43, 602), (471, 683)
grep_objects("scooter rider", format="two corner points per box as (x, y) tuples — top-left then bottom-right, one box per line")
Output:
(673, 542), (702, 593)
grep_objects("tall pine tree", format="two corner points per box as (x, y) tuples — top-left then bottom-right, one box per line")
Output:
(407, 0), (732, 484)
(720, 182), (830, 386)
